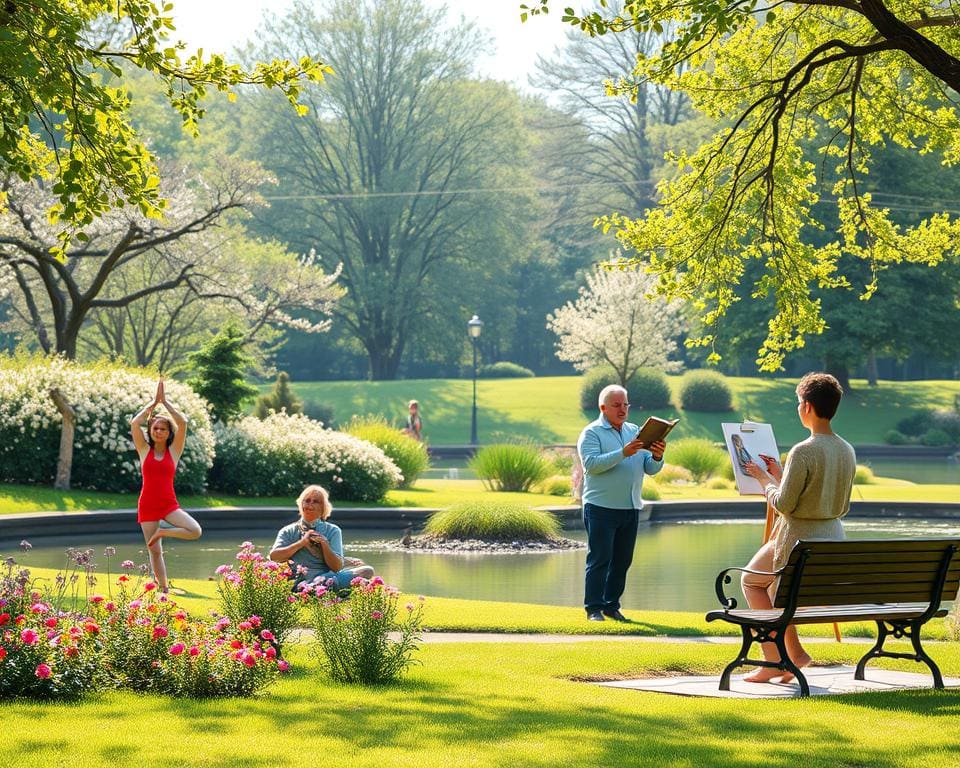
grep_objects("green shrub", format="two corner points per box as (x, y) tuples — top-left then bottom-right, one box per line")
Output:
(188, 324), (258, 423)
(655, 464), (694, 484)
(930, 410), (960, 443)
(539, 475), (573, 497)
(478, 361), (535, 378)
(210, 412), (402, 501)
(884, 430), (910, 445)
(921, 428), (953, 447)
(346, 415), (430, 488)
(896, 410), (933, 437)
(302, 400), (336, 428)
(579, 367), (672, 412)
(542, 447), (576, 474)
(667, 438), (728, 482)
(0, 353), (214, 493)
(854, 465), (875, 484)
(706, 477), (735, 490)
(254, 372), (303, 418)
(641, 482), (661, 501)
(308, 577), (424, 685)
(425, 501), (561, 540)
(470, 443), (552, 492)
(679, 370), (734, 412)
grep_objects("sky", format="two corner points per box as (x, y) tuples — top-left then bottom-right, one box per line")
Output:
(169, 0), (572, 89)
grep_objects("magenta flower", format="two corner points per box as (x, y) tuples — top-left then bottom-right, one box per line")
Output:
(215, 565), (231, 575)
(238, 621), (253, 631)
(242, 653), (256, 668)
(188, 645), (200, 656)
(89, 595), (105, 604)
(371, 576), (384, 586)
(34, 663), (51, 679)
(248, 616), (262, 628)
(20, 628), (39, 645)
(128, 599), (142, 610)
(265, 646), (277, 659)
(214, 617), (231, 631)
(350, 576), (367, 587)
(144, 582), (157, 592)
(260, 629), (275, 641)
(121, 560), (135, 570)
(30, 602), (48, 614)
(277, 660), (290, 672)
(370, 611), (384, 620)
(44, 617), (58, 629)
(152, 626), (169, 640)
(168, 642), (186, 656)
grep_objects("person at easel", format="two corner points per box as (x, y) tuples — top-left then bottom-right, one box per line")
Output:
(741, 372), (856, 684)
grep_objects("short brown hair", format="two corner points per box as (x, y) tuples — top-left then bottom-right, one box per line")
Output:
(796, 373), (843, 420)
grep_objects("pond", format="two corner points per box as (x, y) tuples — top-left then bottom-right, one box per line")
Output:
(6, 518), (958, 612)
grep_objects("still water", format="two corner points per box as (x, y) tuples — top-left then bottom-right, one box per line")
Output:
(5, 518), (957, 612)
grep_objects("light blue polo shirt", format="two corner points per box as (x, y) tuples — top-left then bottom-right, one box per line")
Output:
(272, 519), (344, 577)
(577, 414), (663, 510)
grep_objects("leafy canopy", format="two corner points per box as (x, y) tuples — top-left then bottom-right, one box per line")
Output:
(0, 0), (331, 252)
(522, 0), (960, 370)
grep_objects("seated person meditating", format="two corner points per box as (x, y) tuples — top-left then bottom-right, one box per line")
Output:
(269, 484), (374, 588)
(741, 372), (856, 684)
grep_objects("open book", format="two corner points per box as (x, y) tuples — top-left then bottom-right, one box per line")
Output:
(636, 416), (680, 445)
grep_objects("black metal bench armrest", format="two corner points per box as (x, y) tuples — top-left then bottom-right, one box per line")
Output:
(714, 565), (786, 610)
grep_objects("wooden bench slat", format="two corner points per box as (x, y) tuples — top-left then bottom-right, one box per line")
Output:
(784, 538), (960, 555)
(779, 571), (960, 588)
(779, 561), (960, 577)
(788, 551), (959, 566)
(707, 604), (947, 625)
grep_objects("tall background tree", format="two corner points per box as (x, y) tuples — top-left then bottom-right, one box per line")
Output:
(525, 0), (960, 372)
(244, 0), (539, 379)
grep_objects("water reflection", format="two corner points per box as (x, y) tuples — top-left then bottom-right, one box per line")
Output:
(5, 518), (959, 612)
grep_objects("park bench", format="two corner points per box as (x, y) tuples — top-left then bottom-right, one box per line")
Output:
(706, 538), (960, 696)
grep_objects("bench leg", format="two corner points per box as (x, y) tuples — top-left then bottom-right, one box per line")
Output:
(719, 627), (754, 691)
(855, 620), (944, 689)
(718, 626), (809, 696)
(772, 631), (809, 697)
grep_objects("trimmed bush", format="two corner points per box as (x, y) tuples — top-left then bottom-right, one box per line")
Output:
(706, 477), (735, 490)
(884, 430), (909, 445)
(896, 410), (933, 437)
(470, 443), (552, 492)
(424, 501), (561, 541)
(921, 428), (953, 447)
(655, 463), (695, 484)
(930, 410), (960, 443)
(302, 399), (336, 428)
(210, 412), (402, 501)
(679, 370), (734, 412)
(538, 475), (573, 497)
(641, 482), (661, 501)
(478, 361), (535, 378)
(667, 438), (728, 482)
(346, 416), (429, 488)
(579, 367), (673, 412)
(0, 353), (214, 493)
(254, 372), (303, 419)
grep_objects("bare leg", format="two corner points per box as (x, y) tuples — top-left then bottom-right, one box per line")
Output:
(147, 508), (202, 549)
(141, 521), (168, 592)
(740, 541), (811, 683)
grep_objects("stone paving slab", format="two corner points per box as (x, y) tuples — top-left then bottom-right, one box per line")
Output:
(598, 665), (960, 698)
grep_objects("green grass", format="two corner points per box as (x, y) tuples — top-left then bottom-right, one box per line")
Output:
(2, 635), (960, 767)
(277, 374), (960, 446)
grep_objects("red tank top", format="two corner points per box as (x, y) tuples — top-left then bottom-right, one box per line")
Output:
(137, 449), (180, 523)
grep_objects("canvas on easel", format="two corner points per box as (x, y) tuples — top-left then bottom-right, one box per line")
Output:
(721, 421), (780, 496)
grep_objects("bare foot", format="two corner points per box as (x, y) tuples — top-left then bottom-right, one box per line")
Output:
(147, 530), (164, 549)
(743, 667), (787, 684)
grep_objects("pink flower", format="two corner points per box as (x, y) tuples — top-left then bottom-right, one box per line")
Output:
(34, 663), (52, 679)
(84, 622), (99, 635)
(188, 645), (200, 656)
(214, 617), (231, 631)
(152, 626), (169, 640)
(128, 599), (141, 609)
(277, 660), (290, 672)
(30, 602), (48, 614)
(121, 560), (135, 570)
(260, 629), (275, 641)
(44, 617), (58, 629)
(215, 565), (231, 575)
(105, 602), (116, 613)
(371, 576), (384, 586)
(20, 628), (39, 645)
(242, 653), (256, 668)
(238, 621), (253, 631)
(144, 582), (157, 592)
(248, 616), (262, 628)
(350, 576), (367, 587)
(370, 611), (384, 620)
(169, 642), (186, 656)
(265, 646), (277, 659)
(89, 595), (105, 604)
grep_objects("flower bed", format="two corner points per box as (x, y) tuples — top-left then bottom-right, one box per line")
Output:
(209, 412), (402, 501)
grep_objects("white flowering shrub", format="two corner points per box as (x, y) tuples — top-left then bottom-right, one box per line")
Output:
(210, 412), (402, 502)
(0, 354), (215, 493)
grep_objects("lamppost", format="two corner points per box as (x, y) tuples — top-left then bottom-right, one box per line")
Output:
(467, 314), (483, 445)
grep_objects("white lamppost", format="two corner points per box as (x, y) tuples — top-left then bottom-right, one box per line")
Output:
(467, 314), (483, 445)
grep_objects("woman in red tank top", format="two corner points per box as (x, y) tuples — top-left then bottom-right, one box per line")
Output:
(131, 379), (202, 593)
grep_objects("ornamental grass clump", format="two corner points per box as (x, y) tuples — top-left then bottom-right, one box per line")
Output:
(424, 501), (561, 541)
(308, 577), (424, 685)
(0, 353), (214, 493)
(346, 415), (430, 488)
(667, 438), (728, 482)
(210, 411), (402, 501)
(215, 541), (304, 651)
(470, 443), (551, 492)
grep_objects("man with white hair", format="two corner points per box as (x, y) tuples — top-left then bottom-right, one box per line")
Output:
(577, 384), (667, 622)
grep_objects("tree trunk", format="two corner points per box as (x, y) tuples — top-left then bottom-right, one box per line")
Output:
(49, 388), (76, 490)
(866, 350), (879, 387)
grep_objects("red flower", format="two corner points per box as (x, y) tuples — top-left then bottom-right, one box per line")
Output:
(152, 626), (169, 640)
(0, 613), (9, 626)
(34, 663), (52, 679)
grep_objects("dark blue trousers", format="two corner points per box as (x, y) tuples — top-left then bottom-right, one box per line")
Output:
(583, 503), (639, 613)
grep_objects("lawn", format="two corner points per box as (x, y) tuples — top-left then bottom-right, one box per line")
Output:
(278, 374), (960, 447)
(2, 631), (960, 767)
